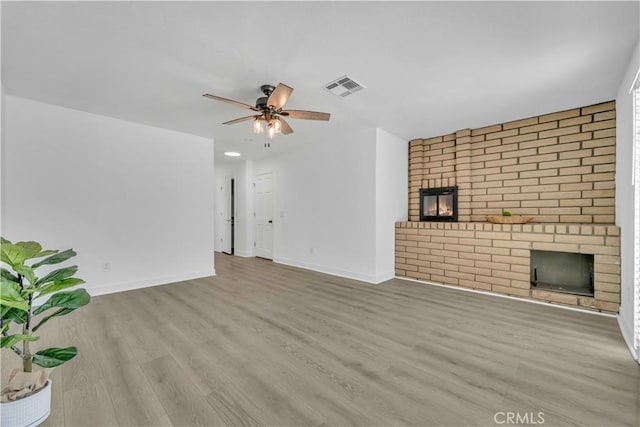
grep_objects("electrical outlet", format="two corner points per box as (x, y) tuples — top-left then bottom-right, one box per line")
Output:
(102, 262), (111, 272)
(310, 247), (314, 255)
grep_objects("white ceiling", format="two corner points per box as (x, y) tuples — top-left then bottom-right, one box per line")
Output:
(2, 1), (638, 162)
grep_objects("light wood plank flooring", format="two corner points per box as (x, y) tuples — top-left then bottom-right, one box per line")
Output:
(3, 253), (638, 426)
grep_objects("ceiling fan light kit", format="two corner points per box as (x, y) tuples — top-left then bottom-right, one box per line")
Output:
(252, 116), (281, 137)
(203, 82), (330, 148)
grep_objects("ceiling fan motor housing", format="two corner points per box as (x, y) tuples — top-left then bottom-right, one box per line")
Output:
(260, 84), (276, 96)
(256, 96), (269, 110)
(257, 85), (276, 110)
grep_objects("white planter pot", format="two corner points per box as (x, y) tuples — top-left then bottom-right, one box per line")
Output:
(0, 379), (51, 427)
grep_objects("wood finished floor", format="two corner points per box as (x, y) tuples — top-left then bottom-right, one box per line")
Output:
(3, 253), (638, 427)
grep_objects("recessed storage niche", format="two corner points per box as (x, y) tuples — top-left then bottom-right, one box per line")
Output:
(530, 250), (594, 296)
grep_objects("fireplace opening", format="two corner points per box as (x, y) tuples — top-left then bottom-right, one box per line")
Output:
(530, 250), (594, 296)
(420, 186), (458, 222)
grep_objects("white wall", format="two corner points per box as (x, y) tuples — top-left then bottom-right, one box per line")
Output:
(375, 128), (408, 281)
(2, 96), (215, 296)
(236, 160), (254, 257)
(246, 122), (407, 283)
(252, 122), (380, 282)
(214, 163), (229, 253)
(616, 40), (639, 362)
(1, 83), (5, 236)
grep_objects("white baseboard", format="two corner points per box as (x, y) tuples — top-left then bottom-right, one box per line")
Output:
(234, 250), (254, 258)
(374, 271), (396, 283)
(618, 311), (639, 363)
(215, 249), (254, 258)
(88, 269), (215, 297)
(274, 257), (390, 284)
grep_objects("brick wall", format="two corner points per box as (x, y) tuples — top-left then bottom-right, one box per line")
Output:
(408, 101), (616, 223)
(401, 100), (620, 312)
(396, 222), (621, 313)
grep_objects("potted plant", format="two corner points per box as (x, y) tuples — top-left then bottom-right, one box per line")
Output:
(0, 237), (90, 427)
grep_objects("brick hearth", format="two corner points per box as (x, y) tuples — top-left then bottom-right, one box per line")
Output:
(396, 222), (620, 312)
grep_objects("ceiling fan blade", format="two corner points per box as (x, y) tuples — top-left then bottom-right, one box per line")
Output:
(281, 110), (330, 121)
(279, 117), (294, 135)
(203, 94), (260, 111)
(222, 115), (260, 125)
(267, 83), (293, 110)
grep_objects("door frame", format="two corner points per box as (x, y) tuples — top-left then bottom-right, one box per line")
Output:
(222, 176), (235, 255)
(230, 177), (235, 255)
(253, 171), (274, 260)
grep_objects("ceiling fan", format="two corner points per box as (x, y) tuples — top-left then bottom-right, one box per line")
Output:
(203, 83), (330, 146)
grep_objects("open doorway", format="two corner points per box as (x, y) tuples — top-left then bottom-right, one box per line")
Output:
(222, 177), (235, 255)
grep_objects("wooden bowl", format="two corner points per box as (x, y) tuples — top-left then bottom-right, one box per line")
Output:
(486, 215), (533, 224)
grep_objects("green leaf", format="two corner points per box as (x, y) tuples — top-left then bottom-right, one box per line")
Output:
(1, 334), (39, 348)
(1, 268), (19, 283)
(32, 346), (77, 368)
(1, 241), (43, 268)
(36, 278), (86, 298)
(2, 307), (28, 324)
(34, 250), (58, 258)
(13, 264), (36, 286)
(35, 266), (78, 287)
(33, 289), (90, 315)
(31, 249), (76, 269)
(32, 307), (75, 332)
(31, 289), (90, 332)
(0, 280), (29, 311)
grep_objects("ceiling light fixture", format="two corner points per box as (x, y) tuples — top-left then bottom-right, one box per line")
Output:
(253, 117), (281, 137)
(252, 117), (265, 134)
(224, 151), (241, 157)
(253, 116), (282, 147)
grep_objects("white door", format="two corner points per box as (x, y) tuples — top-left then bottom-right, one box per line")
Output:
(254, 172), (273, 259)
(221, 177), (233, 255)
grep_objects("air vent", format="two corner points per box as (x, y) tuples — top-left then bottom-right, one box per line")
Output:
(323, 75), (366, 98)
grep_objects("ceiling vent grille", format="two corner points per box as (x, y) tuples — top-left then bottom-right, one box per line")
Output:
(323, 75), (366, 98)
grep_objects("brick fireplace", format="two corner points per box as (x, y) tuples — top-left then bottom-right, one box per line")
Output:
(420, 186), (458, 222)
(396, 101), (620, 313)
